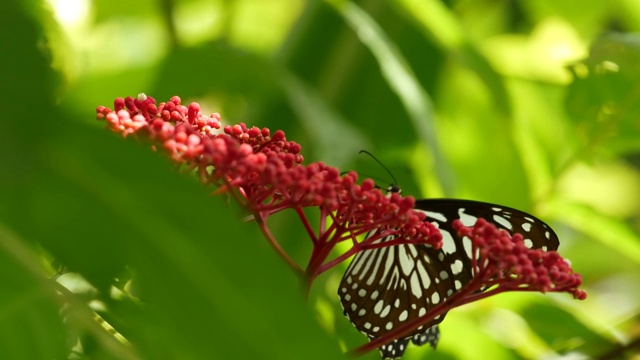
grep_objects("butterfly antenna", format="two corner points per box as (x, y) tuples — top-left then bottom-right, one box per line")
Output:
(359, 150), (398, 188)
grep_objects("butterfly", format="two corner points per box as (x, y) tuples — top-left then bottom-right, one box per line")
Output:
(338, 198), (559, 359)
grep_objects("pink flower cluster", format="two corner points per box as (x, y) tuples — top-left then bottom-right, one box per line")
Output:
(96, 94), (442, 278)
(453, 218), (586, 300)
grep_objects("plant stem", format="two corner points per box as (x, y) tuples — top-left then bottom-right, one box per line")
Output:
(254, 211), (303, 275)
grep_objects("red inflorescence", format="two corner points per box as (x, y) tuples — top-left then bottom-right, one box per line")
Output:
(96, 94), (443, 278)
(98, 94), (587, 358)
(452, 218), (586, 300)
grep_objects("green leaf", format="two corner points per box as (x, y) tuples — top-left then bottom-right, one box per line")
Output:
(327, 0), (455, 196)
(393, 0), (512, 116)
(566, 33), (640, 155)
(523, 302), (612, 356)
(0, 227), (70, 359)
(279, 72), (371, 168)
(548, 200), (640, 266)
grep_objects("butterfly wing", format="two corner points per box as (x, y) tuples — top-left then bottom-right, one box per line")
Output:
(415, 199), (559, 252)
(338, 199), (559, 359)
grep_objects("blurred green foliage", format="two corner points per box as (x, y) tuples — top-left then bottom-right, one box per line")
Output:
(2, 0), (640, 359)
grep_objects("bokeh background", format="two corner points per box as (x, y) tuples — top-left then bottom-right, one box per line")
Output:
(2, 0), (640, 359)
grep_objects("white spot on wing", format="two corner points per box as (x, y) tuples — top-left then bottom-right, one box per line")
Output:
(407, 244), (418, 257)
(398, 245), (415, 276)
(421, 210), (447, 222)
(493, 214), (512, 230)
(463, 236), (473, 259)
(439, 270), (449, 280)
(521, 223), (532, 232)
(410, 272), (423, 298)
(440, 228), (457, 254)
(350, 248), (370, 276)
(365, 246), (385, 286)
(417, 260), (431, 289)
(458, 208), (477, 226)
(431, 292), (440, 304)
(455, 280), (462, 290)
(374, 300), (384, 314)
(380, 305), (391, 318)
(379, 246), (395, 285)
(451, 259), (463, 275)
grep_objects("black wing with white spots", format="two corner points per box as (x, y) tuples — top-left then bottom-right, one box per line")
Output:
(338, 199), (559, 359)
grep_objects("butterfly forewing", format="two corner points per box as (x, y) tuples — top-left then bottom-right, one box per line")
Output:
(414, 199), (559, 252)
(339, 199), (559, 359)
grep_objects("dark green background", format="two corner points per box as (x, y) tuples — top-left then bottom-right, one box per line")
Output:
(2, 0), (640, 359)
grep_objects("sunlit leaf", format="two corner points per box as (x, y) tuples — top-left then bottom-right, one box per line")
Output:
(566, 33), (640, 155)
(327, 0), (454, 195)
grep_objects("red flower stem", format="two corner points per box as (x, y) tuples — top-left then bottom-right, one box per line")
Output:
(359, 237), (430, 250)
(252, 203), (293, 218)
(220, 179), (248, 208)
(322, 201), (361, 243)
(320, 214), (341, 244)
(471, 246), (479, 276)
(315, 245), (361, 275)
(305, 242), (335, 281)
(305, 225), (349, 282)
(457, 284), (564, 307)
(253, 211), (303, 275)
(294, 207), (318, 244)
(350, 274), (485, 356)
(319, 208), (328, 237)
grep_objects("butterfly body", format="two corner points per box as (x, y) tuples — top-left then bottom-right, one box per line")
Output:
(338, 199), (559, 359)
